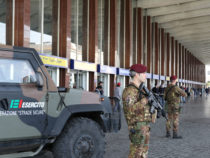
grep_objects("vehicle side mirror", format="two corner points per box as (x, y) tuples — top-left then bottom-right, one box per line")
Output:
(36, 72), (44, 87)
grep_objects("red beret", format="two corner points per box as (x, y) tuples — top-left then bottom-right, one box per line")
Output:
(117, 82), (121, 86)
(130, 64), (147, 73)
(170, 75), (177, 81)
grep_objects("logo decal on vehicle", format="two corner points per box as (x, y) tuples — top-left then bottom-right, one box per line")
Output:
(0, 100), (46, 116)
(10, 100), (23, 109)
(10, 100), (45, 109)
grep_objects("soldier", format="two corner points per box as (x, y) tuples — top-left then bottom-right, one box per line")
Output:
(122, 64), (156, 158)
(164, 75), (187, 139)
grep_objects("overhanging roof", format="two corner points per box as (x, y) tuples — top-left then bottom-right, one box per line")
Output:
(138, 0), (210, 64)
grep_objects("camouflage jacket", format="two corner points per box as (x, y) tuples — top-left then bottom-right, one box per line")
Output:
(164, 84), (187, 105)
(122, 83), (152, 128)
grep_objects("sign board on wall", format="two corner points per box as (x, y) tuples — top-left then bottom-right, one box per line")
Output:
(146, 73), (152, 79)
(70, 59), (97, 72)
(166, 76), (170, 81)
(160, 75), (165, 80)
(39, 54), (68, 68)
(153, 74), (159, 80)
(97, 65), (116, 74)
(117, 68), (130, 76)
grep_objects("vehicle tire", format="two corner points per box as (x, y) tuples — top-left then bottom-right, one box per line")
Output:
(52, 117), (105, 158)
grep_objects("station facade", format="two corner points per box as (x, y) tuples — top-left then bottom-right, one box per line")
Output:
(0, 0), (206, 97)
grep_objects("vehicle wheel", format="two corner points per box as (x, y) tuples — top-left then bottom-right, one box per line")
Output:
(52, 117), (105, 158)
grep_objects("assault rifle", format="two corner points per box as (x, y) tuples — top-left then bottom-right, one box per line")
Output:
(139, 83), (168, 120)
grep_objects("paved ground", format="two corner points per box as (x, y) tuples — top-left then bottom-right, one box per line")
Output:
(34, 95), (210, 158)
(105, 96), (210, 158)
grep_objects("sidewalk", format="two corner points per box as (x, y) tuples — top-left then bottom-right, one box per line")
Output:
(105, 96), (210, 158)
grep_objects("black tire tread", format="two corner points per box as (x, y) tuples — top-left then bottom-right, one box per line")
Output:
(52, 117), (105, 158)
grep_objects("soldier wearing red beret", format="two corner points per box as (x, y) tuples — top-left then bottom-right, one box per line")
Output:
(130, 64), (147, 74)
(122, 64), (157, 158)
(170, 75), (177, 81)
(164, 75), (187, 139)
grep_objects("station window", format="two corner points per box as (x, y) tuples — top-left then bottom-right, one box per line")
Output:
(30, 0), (53, 55)
(116, 0), (121, 67)
(97, 0), (121, 66)
(43, 0), (53, 54)
(71, 0), (83, 61)
(97, 0), (105, 65)
(30, 0), (42, 53)
(0, 0), (6, 45)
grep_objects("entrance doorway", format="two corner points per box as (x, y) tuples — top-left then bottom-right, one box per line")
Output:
(70, 70), (88, 90)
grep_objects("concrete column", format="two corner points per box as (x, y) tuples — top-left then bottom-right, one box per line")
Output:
(59, 0), (71, 88)
(147, 16), (152, 89)
(125, 0), (132, 86)
(160, 29), (165, 76)
(196, 59), (198, 82)
(194, 56), (196, 82)
(185, 49), (187, 82)
(175, 40), (178, 77)
(166, 33), (170, 77)
(6, 0), (13, 45)
(182, 46), (185, 84)
(190, 53), (192, 81)
(137, 8), (143, 64)
(154, 22), (159, 75)
(133, 8), (137, 64)
(179, 43), (182, 79)
(147, 16), (152, 73)
(119, 0), (125, 68)
(109, 0), (117, 97)
(52, 0), (58, 56)
(82, 0), (89, 61)
(171, 37), (174, 75)
(14, 0), (30, 47)
(89, 0), (98, 91)
(104, 0), (109, 65)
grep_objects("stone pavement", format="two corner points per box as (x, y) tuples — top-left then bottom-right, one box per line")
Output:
(105, 96), (210, 158)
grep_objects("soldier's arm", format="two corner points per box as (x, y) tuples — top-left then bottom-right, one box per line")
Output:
(176, 87), (187, 97)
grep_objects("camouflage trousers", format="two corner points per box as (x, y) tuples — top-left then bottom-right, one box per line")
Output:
(166, 105), (180, 133)
(128, 122), (150, 158)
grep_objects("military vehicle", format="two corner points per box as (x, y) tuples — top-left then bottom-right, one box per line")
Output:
(0, 46), (121, 158)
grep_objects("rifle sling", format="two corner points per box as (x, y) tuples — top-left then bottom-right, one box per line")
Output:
(127, 83), (147, 99)
(127, 83), (139, 91)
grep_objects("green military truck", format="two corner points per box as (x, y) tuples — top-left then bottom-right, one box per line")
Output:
(0, 46), (120, 158)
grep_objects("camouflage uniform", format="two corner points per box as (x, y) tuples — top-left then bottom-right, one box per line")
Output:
(122, 83), (154, 158)
(164, 84), (187, 134)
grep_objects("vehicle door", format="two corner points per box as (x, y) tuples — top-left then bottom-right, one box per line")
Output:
(0, 50), (47, 141)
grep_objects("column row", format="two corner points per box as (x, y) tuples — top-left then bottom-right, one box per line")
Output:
(2, 0), (205, 96)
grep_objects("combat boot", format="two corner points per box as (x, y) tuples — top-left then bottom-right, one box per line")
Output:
(173, 132), (182, 139)
(166, 131), (171, 138)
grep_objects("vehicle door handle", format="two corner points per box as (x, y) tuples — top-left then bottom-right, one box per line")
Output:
(0, 98), (9, 110)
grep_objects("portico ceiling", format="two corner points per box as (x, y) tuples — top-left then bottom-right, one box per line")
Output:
(137, 0), (210, 64)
